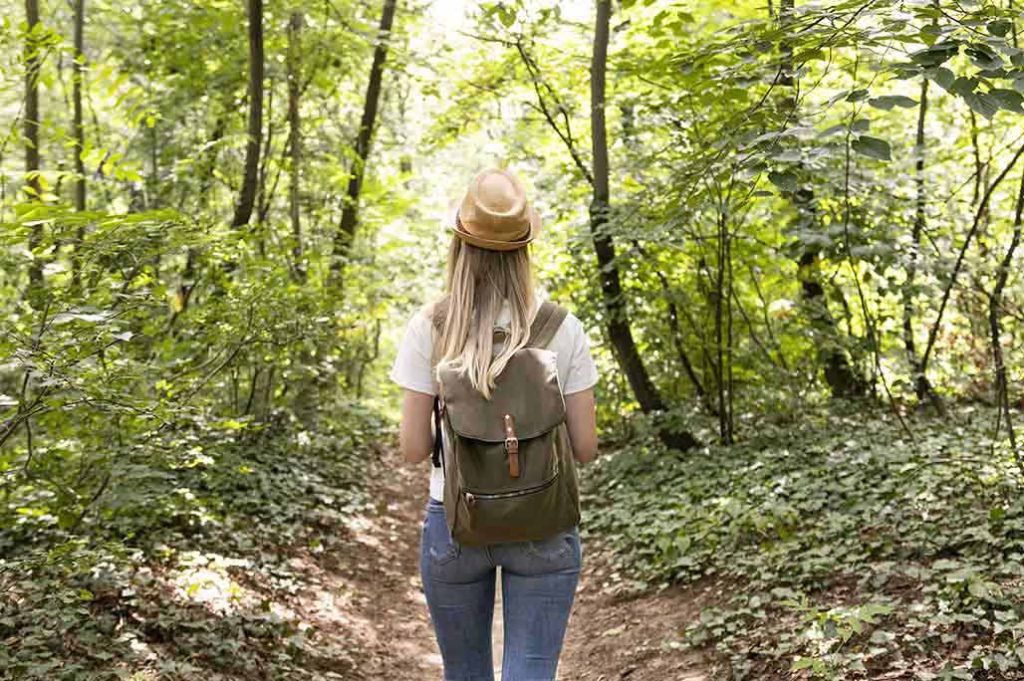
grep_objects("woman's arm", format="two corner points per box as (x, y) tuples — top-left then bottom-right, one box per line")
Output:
(398, 389), (435, 464)
(564, 388), (598, 464)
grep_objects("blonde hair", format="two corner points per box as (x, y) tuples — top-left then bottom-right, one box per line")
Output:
(435, 236), (535, 399)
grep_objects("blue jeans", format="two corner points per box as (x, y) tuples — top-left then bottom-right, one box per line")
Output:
(420, 498), (582, 681)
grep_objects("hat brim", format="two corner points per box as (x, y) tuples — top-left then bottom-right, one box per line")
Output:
(445, 202), (541, 252)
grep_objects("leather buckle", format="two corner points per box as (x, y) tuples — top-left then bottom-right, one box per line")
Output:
(504, 414), (520, 478)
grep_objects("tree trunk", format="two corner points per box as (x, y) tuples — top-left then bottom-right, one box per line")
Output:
(232, 0), (264, 228)
(254, 86), (275, 255)
(71, 0), (86, 292)
(147, 100), (158, 209)
(902, 76), (938, 405)
(287, 11), (305, 283)
(331, 0), (398, 272)
(24, 0), (44, 306)
(779, 0), (865, 398)
(990, 170), (1024, 471)
(714, 208), (734, 444)
(591, 0), (696, 451)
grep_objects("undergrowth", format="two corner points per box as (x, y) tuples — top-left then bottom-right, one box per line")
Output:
(0, 400), (386, 680)
(582, 403), (1024, 680)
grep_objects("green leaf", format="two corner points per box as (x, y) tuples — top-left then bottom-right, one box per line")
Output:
(926, 66), (955, 91)
(852, 136), (891, 161)
(868, 95), (918, 110)
(951, 77), (978, 97)
(497, 5), (516, 27)
(910, 41), (960, 67)
(768, 170), (797, 191)
(991, 88), (1024, 114)
(988, 20), (1012, 37)
(967, 45), (1003, 71)
(963, 91), (1000, 119)
(851, 118), (871, 132)
(791, 657), (816, 671)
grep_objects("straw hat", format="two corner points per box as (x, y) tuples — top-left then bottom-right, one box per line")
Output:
(447, 168), (541, 251)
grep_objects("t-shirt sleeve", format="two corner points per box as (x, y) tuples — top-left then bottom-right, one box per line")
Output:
(561, 314), (599, 395)
(389, 311), (437, 395)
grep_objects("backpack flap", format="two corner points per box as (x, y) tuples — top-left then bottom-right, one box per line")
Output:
(438, 347), (566, 443)
(438, 347), (566, 494)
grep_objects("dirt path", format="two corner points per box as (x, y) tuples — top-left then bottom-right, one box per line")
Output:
(299, 446), (710, 680)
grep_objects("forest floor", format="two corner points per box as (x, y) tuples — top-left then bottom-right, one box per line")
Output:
(8, 409), (1019, 679)
(309, 445), (711, 681)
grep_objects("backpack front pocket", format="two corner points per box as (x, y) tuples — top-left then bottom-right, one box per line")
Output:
(455, 471), (568, 545)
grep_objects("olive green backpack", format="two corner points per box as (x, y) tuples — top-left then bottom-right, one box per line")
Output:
(428, 297), (581, 547)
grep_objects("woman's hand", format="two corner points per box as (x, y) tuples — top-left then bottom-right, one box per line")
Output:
(398, 389), (435, 464)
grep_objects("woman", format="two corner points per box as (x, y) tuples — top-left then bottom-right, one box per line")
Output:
(389, 167), (599, 680)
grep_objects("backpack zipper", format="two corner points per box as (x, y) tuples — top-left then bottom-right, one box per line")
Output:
(464, 473), (557, 502)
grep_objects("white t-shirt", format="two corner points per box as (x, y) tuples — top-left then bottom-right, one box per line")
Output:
(389, 294), (599, 501)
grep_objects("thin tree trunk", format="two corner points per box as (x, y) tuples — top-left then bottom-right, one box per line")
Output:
(71, 0), (86, 292)
(255, 86), (274, 255)
(231, 0), (264, 228)
(969, 111), (985, 210)
(287, 11), (305, 283)
(779, 0), (864, 398)
(71, 1), (86, 212)
(903, 76), (937, 405)
(24, 0), (44, 306)
(591, 0), (697, 451)
(714, 207), (733, 444)
(147, 99), (158, 209)
(990, 170), (1024, 471)
(331, 0), (398, 272)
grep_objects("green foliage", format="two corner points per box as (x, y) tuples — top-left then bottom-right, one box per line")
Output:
(583, 406), (1024, 678)
(0, 199), (398, 677)
(1, 396), (384, 679)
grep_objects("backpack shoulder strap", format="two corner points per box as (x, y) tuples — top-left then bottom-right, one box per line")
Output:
(527, 301), (568, 349)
